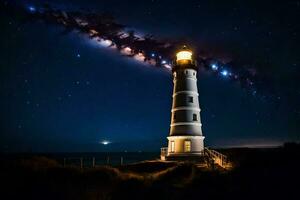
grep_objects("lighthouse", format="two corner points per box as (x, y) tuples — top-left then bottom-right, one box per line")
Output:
(161, 46), (205, 161)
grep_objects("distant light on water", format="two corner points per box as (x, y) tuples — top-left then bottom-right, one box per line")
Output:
(100, 140), (110, 145)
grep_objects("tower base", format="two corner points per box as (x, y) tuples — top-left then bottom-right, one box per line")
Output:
(161, 135), (205, 161)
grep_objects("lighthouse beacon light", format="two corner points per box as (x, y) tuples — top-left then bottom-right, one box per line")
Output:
(176, 50), (192, 61)
(175, 46), (194, 65)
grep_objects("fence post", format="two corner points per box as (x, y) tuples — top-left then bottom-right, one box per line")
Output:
(92, 157), (95, 168)
(107, 156), (110, 165)
(80, 157), (83, 169)
(120, 156), (123, 165)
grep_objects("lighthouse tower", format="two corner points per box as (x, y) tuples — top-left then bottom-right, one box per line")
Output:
(164, 46), (205, 161)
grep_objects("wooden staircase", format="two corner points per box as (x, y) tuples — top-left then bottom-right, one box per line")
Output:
(204, 147), (232, 169)
(160, 147), (232, 169)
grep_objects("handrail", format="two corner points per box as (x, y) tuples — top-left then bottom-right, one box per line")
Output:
(204, 147), (231, 169)
(160, 147), (232, 169)
(160, 147), (168, 161)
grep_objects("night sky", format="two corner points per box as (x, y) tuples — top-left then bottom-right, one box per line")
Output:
(0, 0), (299, 152)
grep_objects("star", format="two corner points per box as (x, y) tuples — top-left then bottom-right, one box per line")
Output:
(211, 64), (218, 70)
(28, 6), (36, 12)
(250, 19), (256, 25)
(221, 70), (228, 76)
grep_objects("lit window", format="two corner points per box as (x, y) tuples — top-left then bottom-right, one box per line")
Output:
(171, 141), (175, 152)
(184, 141), (191, 152)
(193, 114), (197, 121)
(188, 96), (193, 103)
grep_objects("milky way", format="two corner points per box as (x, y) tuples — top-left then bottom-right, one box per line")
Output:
(1, 1), (277, 98)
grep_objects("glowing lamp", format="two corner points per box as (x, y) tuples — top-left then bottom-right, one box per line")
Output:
(176, 50), (192, 61)
(176, 46), (193, 65)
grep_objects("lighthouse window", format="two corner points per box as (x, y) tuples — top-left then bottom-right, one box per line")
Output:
(173, 113), (177, 120)
(171, 141), (175, 152)
(188, 96), (193, 103)
(193, 114), (197, 121)
(184, 141), (191, 152)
